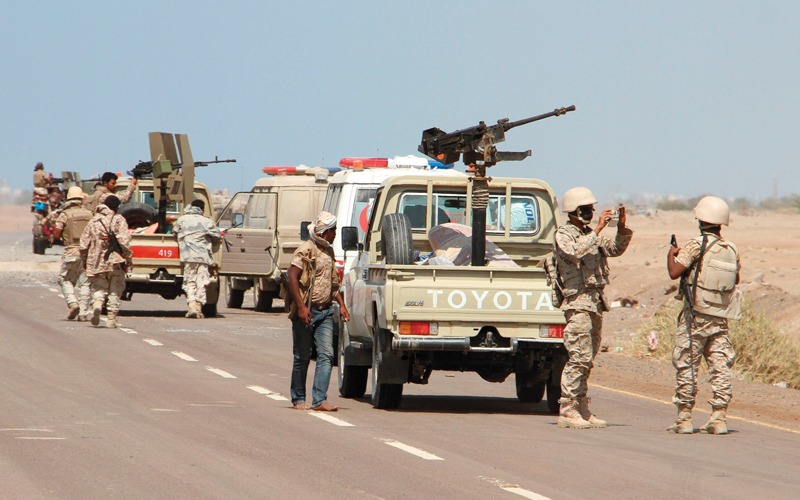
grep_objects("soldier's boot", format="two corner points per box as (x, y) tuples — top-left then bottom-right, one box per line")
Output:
(67, 302), (80, 320)
(667, 405), (694, 434)
(90, 301), (103, 326)
(558, 399), (592, 429)
(106, 311), (118, 329)
(701, 406), (728, 435)
(186, 301), (201, 319)
(577, 396), (607, 428)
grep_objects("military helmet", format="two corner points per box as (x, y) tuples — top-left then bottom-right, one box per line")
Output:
(561, 187), (597, 213)
(694, 196), (730, 226)
(66, 186), (85, 201)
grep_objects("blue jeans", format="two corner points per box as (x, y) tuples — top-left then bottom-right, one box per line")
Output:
(290, 307), (335, 407)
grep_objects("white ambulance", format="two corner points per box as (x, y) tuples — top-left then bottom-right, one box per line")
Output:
(322, 156), (468, 277)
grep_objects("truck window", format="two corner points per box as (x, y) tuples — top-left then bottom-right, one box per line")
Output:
(140, 191), (179, 214)
(322, 184), (341, 214)
(244, 194), (275, 229)
(398, 192), (540, 234)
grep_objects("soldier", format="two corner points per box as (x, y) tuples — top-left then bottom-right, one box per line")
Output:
(79, 195), (132, 328)
(173, 199), (222, 318)
(287, 211), (350, 412)
(52, 186), (93, 320)
(33, 162), (51, 188)
(88, 172), (137, 213)
(666, 196), (741, 435)
(553, 187), (633, 429)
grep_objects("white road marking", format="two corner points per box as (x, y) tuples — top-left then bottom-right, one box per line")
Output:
(479, 477), (550, 500)
(381, 439), (443, 461)
(15, 437), (66, 440)
(246, 385), (288, 401)
(171, 351), (197, 362)
(48, 288), (59, 293)
(205, 367), (237, 379)
(143, 339), (163, 346)
(119, 327), (137, 334)
(1, 428), (53, 432)
(151, 408), (179, 412)
(308, 412), (354, 427)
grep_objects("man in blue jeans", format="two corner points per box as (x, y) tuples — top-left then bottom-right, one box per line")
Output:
(287, 211), (350, 411)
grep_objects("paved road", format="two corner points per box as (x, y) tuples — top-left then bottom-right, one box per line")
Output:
(1, 274), (798, 499)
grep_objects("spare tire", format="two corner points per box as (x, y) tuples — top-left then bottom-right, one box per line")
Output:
(119, 202), (157, 229)
(381, 213), (413, 265)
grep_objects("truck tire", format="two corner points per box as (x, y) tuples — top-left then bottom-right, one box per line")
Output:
(225, 277), (244, 309)
(32, 237), (48, 255)
(515, 371), (546, 403)
(381, 213), (413, 265)
(545, 374), (561, 414)
(255, 288), (274, 312)
(202, 280), (220, 317)
(371, 329), (403, 409)
(118, 202), (157, 229)
(338, 323), (368, 398)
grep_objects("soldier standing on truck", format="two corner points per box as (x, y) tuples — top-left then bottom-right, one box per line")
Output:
(173, 199), (222, 319)
(52, 186), (93, 320)
(80, 195), (133, 328)
(666, 196), (740, 435)
(88, 172), (137, 212)
(33, 162), (52, 189)
(287, 211), (349, 412)
(553, 187), (633, 429)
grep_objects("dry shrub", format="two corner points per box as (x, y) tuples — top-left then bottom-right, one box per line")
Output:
(631, 301), (800, 390)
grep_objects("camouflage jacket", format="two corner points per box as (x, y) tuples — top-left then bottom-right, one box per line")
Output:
(173, 205), (222, 265)
(79, 205), (133, 277)
(53, 200), (93, 257)
(88, 183), (135, 213)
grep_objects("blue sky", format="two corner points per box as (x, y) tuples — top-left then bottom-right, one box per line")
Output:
(2, 1), (798, 203)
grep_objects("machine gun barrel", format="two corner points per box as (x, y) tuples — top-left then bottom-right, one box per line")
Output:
(194, 157), (237, 167)
(502, 105), (576, 131)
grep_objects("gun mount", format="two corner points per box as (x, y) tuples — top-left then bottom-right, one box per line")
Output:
(418, 105), (576, 266)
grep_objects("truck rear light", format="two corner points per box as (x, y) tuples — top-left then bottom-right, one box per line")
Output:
(539, 324), (565, 339)
(399, 321), (438, 336)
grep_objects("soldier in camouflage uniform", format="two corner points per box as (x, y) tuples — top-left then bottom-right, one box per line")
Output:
(553, 187), (633, 429)
(79, 195), (132, 328)
(52, 186), (93, 320)
(666, 196), (740, 435)
(173, 199), (222, 319)
(88, 172), (137, 213)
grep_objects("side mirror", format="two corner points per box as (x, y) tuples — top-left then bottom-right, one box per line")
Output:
(233, 213), (243, 227)
(341, 226), (360, 251)
(300, 221), (311, 241)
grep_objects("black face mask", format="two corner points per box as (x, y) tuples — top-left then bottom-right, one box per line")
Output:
(578, 205), (594, 224)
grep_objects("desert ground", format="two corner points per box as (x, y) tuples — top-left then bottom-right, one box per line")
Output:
(2, 204), (799, 430)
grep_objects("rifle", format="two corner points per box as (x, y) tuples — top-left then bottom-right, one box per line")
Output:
(418, 105), (576, 166)
(101, 219), (127, 269)
(672, 233), (707, 401)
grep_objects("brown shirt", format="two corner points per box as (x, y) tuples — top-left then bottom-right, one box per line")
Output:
(290, 242), (336, 308)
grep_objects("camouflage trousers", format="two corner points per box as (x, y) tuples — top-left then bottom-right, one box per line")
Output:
(182, 262), (210, 305)
(59, 256), (90, 316)
(89, 267), (126, 316)
(672, 310), (736, 409)
(560, 309), (603, 400)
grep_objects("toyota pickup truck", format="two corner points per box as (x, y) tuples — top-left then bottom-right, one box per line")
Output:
(115, 176), (221, 317)
(338, 174), (567, 409)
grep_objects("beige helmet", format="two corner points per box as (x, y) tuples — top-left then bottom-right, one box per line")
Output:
(561, 187), (597, 213)
(694, 195), (730, 226)
(66, 186), (85, 201)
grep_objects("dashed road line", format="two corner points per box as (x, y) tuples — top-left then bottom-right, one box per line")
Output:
(143, 339), (163, 346)
(246, 385), (289, 401)
(206, 367), (237, 379)
(171, 351), (197, 362)
(381, 439), (443, 461)
(119, 327), (137, 334)
(308, 412), (354, 427)
(480, 477), (550, 500)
